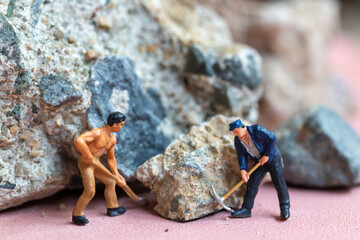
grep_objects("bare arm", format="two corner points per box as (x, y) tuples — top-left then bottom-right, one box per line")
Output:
(74, 129), (100, 163)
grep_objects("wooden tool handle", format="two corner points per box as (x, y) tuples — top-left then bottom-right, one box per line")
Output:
(91, 159), (125, 185)
(222, 162), (262, 200)
(122, 184), (140, 202)
(90, 158), (144, 204)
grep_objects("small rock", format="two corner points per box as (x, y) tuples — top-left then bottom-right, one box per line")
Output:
(135, 115), (251, 221)
(145, 44), (157, 53)
(6, 105), (21, 122)
(97, 16), (111, 30)
(30, 149), (40, 157)
(58, 203), (66, 210)
(38, 74), (82, 107)
(85, 49), (96, 61)
(9, 125), (19, 135)
(276, 106), (360, 188)
(53, 27), (64, 40)
(0, 182), (16, 189)
(25, 44), (32, 51)
(20, 131), (32, 141)
(28, 139), (42, 150)
(40, 211), (45, 217)
(67, 36), (75, 44)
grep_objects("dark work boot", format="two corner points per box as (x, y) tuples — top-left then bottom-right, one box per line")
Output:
(107, 206), (126, 217)
(72, 215), (89, 226)
(231, 208), (251, 218)
(280, 207), (290, 220)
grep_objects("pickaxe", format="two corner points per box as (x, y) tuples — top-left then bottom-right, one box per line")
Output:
(211, 162), (261, 213)
(92, 159), (148, 206)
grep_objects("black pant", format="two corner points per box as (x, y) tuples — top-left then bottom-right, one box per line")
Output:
(242, 154), (290, 211)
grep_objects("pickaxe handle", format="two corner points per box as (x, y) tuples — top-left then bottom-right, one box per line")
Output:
(221, 162), (261, 200)
(91, 159), (148, 206)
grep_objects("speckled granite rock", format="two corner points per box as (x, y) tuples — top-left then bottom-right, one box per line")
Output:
(0, 0), (262, 210)
(198, 0), (344, 128)
(276, 106), (360, 188)
(135, 115), (254, 221)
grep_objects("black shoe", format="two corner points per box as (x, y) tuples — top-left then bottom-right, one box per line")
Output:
(280, 207), (290, 219)
(72, 215), (89, 226)
(231, 208), (251, 218)
(107, 206), (126, 217)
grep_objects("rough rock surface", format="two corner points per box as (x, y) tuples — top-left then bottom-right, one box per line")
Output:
(0, 0), (263, 210)
(276, 106), (360, 188)
(135, 115), (253, 221)
(183, 44), (263, 121)
(86, 56), (171, 179)
(198, 0), (344, 128)
(39, 74), (82, 107)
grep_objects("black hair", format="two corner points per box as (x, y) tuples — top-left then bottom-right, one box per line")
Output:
(107, 112), (126, 126)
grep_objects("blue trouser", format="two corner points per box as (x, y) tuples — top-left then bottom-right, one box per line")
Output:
(242, 154), (290, 211)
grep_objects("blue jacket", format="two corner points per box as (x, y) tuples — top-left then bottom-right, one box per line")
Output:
(234, 124), (279, 171)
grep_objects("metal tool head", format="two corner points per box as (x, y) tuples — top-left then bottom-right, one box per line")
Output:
(211, 185), (234, 213)
(137, 197), (149, 207)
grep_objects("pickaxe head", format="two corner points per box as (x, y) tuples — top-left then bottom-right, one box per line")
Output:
(211, 185), (234, 213)
(137, 197), (149, 207)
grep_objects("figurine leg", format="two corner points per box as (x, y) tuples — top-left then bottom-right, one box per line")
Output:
(268, 154), (290, 219)
(241, 166), (267, 210)
(94, 169), (119, 209)
(72, 160), (96, 217)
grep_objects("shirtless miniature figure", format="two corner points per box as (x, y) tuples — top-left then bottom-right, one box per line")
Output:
(72, 112), (145, 225)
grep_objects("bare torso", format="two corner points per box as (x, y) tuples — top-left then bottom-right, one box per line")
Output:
(86, 128), (116, 158)
(74, 126), (117, 161)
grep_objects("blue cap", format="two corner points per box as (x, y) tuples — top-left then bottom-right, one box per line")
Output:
(229, 119), (243, 131)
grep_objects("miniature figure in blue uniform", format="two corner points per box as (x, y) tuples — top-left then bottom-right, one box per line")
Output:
(229, 119), (290, 219)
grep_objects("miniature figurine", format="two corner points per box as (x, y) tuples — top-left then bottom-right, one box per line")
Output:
(72, 112), (147, 226)
(215, 119), (290, 219)
(229, 119), (290, 219)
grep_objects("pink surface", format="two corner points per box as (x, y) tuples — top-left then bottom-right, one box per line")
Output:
(1, 35), (360, 240)
(2, 185), (360, 240)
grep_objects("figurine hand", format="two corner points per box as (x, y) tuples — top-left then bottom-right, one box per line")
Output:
(115, 173), (126, 187)
(259, 156), (269, 165)
(240, 170), (249, 183)
(84, 156), (95, 164)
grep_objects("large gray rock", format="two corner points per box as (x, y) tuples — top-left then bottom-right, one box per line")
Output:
(0, 0), (263, 210)
(135, 115), (252, 221)
(86, 56), (170, 179)
(276, 106), (360, 188)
